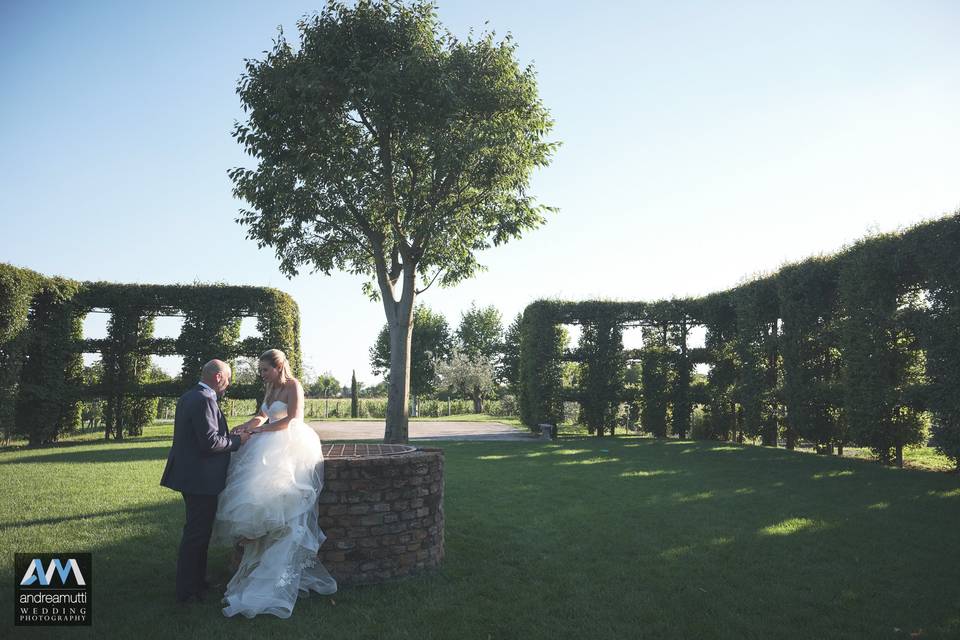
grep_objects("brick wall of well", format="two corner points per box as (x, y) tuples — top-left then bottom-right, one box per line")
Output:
(317, 447), (444, 586)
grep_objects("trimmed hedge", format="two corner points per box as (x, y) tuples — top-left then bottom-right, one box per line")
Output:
(0, 264), (49, 442)
(518, 210), (960, 469)
(577, 314), (625, 436)
(0, 264), (302, 445)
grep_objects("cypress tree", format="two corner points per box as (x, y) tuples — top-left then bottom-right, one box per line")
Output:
(350, 370), (359, 418)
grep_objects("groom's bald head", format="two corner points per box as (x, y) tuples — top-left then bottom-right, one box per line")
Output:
(201, 359), (231, 394)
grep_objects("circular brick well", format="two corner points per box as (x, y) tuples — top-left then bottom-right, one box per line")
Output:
(317, 444), (444, 586)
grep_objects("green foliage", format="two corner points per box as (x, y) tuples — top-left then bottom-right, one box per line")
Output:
(638, 323), (679, 439)
(229, 1), (557, 443)
(360, 379), (389, 398)
(230, 0), (558, 291)
(909, 217), (960, 471)
(577, 316), (625, 436)
(370, 304), (451, 395)
(518, 211), (960, 468)
(456, 303), (503, 360)
(669, 320), (693, 440)
(0, 264), (46, 442)
(0, 264), (302, 444)
(730, 279), (780, 445)
(517, 301), (566, 426)
(434, 348), (497, 413)
(838, 236), (926, 464)
(703, 304), (737, 441)
(778, 258), (844, 451)
(102, 312), (157, 439)
(498, 312), (523, 391)
(308, 372), (342, 398)
(13, 275), (84, 445)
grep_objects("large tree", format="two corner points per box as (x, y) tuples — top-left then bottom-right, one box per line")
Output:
(230, 0), (557, 442)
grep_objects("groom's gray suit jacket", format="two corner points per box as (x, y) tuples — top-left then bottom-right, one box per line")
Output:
(160, 384), (241, 495)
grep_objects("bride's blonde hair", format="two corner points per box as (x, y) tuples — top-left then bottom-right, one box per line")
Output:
(260, 349), (293, 401)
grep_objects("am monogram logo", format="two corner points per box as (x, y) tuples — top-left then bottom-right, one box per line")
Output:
(19, 558), (86, 587)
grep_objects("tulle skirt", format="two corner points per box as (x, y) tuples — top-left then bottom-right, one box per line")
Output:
(212, 419), (337, 618)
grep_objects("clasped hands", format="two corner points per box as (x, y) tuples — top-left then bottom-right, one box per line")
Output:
(231, 421), (268, 443)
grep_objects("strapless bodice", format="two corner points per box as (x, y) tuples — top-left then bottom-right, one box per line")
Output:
(261, 400), (288, 424)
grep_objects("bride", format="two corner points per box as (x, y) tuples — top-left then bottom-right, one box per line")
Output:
(212, 349), (337, 618)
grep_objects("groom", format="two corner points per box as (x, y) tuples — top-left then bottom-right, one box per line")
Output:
(160, 359), (250, 604)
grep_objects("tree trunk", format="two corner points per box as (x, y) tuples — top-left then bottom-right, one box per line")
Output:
(472, 387), (483, 413)
(385, 316), (414, 443)
(762, 320), (778, 447)
(895, 444), (903, 468)
(761, 422), (776, 447)
(736, 404), (744, 443)
(374, 241), (418, 444)
(113, 397), (124, 440)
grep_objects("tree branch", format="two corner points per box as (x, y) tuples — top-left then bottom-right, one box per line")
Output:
(415, 267), (445, 295)
(330, 181), (379, 244)
(370, 239), (398, 316)
(353, 102), (378, 139)
(405, 162), (418, 229)
(389, 244), (402, 287)
(317, 216), (374, 260)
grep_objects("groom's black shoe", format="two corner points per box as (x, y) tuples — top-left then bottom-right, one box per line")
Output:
(176, 592), (204, 606)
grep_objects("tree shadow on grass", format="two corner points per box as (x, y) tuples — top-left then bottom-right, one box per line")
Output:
(0, 485), (453, 638)
(0, 435), (173, 454)
(453, 435), (960, 638)
(1, 504), (174, 530)
(2, 444), (172, 465)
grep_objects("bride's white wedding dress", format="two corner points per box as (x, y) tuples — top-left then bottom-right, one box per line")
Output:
(213, 400), (337, 618)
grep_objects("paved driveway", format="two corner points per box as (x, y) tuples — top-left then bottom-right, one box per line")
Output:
(308, 420), (537, 442)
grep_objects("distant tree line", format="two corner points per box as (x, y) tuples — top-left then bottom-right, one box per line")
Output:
(368, 302), (523, 415)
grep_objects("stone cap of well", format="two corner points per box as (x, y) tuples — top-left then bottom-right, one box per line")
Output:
(322, 443), (418, 459)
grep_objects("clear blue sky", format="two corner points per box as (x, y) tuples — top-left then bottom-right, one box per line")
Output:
(2, 0), (958, 386)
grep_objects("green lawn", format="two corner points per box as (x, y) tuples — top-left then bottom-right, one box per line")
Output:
(2, 426), (959, 639)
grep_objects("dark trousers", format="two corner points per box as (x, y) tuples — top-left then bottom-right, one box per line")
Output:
(175, 492), (219, 600)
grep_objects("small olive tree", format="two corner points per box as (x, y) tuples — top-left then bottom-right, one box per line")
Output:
(434, 348), (496, 413)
